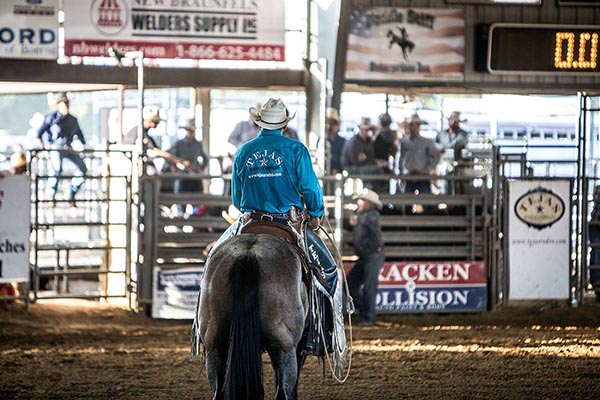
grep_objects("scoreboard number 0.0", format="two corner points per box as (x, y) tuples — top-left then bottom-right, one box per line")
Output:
(487, 23), (600, 74)
(554, 31), (598, 69)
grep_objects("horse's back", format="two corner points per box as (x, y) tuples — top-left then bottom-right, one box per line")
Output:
(199, 233), (306, 350)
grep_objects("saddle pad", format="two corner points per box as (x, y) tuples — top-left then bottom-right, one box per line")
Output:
(240, 221), (296, 244)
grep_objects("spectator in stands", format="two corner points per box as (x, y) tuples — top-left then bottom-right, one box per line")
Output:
(341, 117), (379, 189)
(588, 185), (600, 302)
(127, 106), (186, 177)
(373, 112), (397, 193)
(400, 114), (441, 195)
(166, 118), (208, 194)
(346, 188), (385, 326)
(37, 92), (87, 207)
(326, 107), (346, 174)
(374, 112), (397, 172)
(122, 105), (162, 146)
(227, 103), (262, 148)
(436, 111), (469, 162)
(437, 111), (470, 194)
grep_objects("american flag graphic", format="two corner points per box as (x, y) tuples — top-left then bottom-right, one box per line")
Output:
(345, 7), (465, 82)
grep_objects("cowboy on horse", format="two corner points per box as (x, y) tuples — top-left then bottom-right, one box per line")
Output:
(192, 98), (347, 369)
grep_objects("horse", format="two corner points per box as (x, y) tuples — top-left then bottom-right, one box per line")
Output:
(387, 26), (415, 60)
(196, 233), (309, 400)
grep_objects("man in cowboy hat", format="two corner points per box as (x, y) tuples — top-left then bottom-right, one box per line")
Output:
(436, 111), (469, 162)
(400, 113), (441, 195)
(37, 92), (88, 207)
(436, 111), (469, 194)
(122, 105), (163, 145)
(165, 117), (208, 194)
(347, 188), (384, 326)
(210, 98), (345, 357)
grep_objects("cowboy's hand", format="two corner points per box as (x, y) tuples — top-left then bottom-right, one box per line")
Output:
(308, 216), (320, 231)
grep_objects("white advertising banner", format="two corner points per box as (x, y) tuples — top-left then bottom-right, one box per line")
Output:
(0, 0), (59, 60)
(508, 180), (571, 300)
(0, 175), (30, 282)
(152, 266), (202, 319)
(345, 7), (465, 81)
(63, 0), (285, 61)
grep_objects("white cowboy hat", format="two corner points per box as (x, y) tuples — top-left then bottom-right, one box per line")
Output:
(178, 118), (196, 131)
(249, 98), (296, 130)
(353, 188), (383, 210)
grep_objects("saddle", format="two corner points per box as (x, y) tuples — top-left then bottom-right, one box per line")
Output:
(240, 220), (316, 288)
(240, 220), (297, 244)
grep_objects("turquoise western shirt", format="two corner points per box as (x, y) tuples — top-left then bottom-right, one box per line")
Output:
(231, 129), (324, 217)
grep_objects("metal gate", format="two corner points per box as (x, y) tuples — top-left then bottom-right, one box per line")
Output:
(29, 148), (135, 306)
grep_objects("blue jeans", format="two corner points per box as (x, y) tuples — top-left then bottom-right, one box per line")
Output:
(49, 146), (88, 199)
(347, 250), (385, 323)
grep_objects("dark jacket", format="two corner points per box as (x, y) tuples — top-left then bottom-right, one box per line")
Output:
(353, 208), (384, 258)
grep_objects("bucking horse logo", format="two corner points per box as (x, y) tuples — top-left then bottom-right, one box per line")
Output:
(387, 25), (415, 60)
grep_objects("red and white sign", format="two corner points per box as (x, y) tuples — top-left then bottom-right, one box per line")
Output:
(345, 261), (487, 312)
(63, 0), (285, 61)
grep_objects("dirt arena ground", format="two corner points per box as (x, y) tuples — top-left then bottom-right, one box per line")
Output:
(1, 299), (599, 400)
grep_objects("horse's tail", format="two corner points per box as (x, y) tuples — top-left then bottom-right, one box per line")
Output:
(225, 254), (264, 400)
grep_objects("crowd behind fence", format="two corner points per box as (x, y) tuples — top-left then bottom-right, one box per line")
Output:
(10, 145), (600, 310)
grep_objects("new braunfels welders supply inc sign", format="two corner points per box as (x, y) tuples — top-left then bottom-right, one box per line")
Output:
(345, 7), (465, 81)
(63, 0), (285, 61)
(0, 0), (59, 60)
(0, 175), (30, 283)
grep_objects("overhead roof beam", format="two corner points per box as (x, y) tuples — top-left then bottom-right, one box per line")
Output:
(0, 60), (306, 92)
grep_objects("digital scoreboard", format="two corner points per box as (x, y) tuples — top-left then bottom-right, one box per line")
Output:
(487, 23), (600, 74)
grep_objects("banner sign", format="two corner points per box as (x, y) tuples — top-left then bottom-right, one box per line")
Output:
(508, 180), (571, 300)
(152, 266), (202, 319)
(0, 0), (59, 60)
(345, 7), (465, 81)
(345, 261), (487, 313)
(0, 175), (30, 282)
(63, 0), (285, 61)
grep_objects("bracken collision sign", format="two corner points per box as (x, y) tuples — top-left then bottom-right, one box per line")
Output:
(346, 261), (487, 313)
(63, 0), (285, 61)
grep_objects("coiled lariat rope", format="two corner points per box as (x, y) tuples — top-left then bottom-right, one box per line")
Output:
(302, 214), (354, 383)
